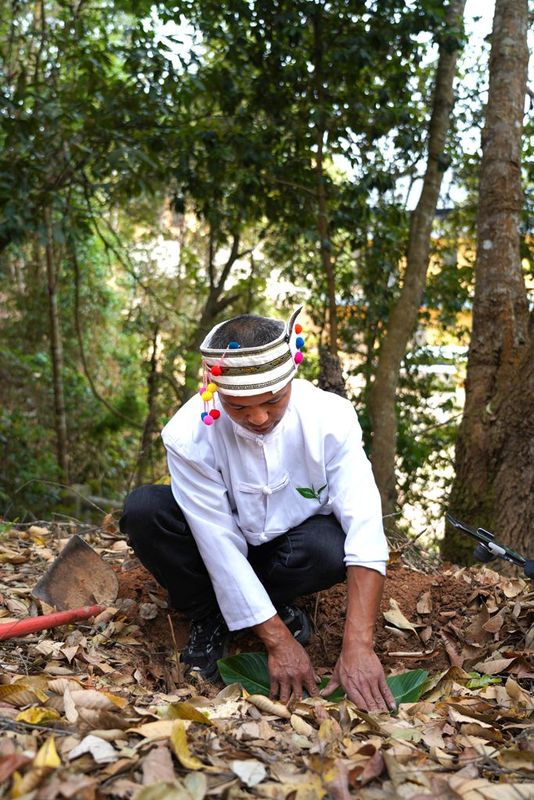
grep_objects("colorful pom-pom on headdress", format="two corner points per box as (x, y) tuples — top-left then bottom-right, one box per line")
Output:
(199, 379), (221, 425)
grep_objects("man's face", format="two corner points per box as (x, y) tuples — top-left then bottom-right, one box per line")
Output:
(219, 382), (292, 435)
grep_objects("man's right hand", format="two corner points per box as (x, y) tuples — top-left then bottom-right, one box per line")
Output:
(254, 614), (318, 703)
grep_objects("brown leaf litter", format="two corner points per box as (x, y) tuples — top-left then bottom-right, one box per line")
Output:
(1, 519), (534, 799)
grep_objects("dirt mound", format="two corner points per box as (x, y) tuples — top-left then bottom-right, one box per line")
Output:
(117, 554), (533, 689)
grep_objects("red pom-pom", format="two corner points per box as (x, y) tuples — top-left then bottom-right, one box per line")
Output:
(210, 409), (221, 419)
(295, 323), (303, 334)
(211, 365), (222, 376)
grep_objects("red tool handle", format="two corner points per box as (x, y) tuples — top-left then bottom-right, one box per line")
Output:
(0, 605), (105, 641)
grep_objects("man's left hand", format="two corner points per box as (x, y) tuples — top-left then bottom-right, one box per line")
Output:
(323, 565), (396, 713)
(321, 642), (396, 712)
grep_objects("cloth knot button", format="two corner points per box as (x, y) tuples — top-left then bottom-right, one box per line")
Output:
(262, 486), (272, 495)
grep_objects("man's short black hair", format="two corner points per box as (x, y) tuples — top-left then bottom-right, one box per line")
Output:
(209, 315), (284, 349)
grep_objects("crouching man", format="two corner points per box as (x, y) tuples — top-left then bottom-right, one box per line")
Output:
(120, 306), (395, 712)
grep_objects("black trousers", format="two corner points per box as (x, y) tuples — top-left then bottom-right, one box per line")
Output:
(119, 484), (347, 625)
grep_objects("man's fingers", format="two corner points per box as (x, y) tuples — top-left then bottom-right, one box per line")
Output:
(304, 673), (319, 698)
(278, 679), (292, 704)
(369, 693), (390, 712)
(344, 675), (392, 713)
(290, 679), (304, 701)
(365, 679), (390, 712)
(379, 676), (397, 710)
(350, 684), (376, 711)
(345, 685), (368, 709)
(270, 679), (280, 700)
(320, 675), (340, 698)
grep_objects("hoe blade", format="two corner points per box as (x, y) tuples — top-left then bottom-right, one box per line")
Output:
(32, 534), (119, 611)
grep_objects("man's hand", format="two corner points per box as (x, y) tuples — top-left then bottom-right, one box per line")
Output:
(321, 565), (396, 713)
(322, 643), (395, 712)
(254, 614), (318, 703)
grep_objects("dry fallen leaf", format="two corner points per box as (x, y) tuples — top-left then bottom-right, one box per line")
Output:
(290, 713), (314, 738)
(231, 759), (267, 787)
(141, 742), (176, 785)
(416, 591), (432, 615)
(68, 735), (119, 764)
(170, 721), (205, 770)
(247, 694), (291, 719)
(16, 706), (61, 725)
(33, 736), (61, 769)
(164, 701), (213, 725)
(383, 598), (420, 635)
(127, 720), (183, 740)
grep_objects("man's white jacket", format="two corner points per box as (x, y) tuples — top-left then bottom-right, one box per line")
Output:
(162, 379), (388, 630)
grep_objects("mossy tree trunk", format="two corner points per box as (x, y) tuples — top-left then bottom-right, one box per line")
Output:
(444, 0), (531, 564)
(312, 8), (345, 396)
(44, 207), (69, 483)
(368, 0), (466, 518)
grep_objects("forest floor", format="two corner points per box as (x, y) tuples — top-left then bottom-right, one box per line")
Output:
(1, 518), (534, 799)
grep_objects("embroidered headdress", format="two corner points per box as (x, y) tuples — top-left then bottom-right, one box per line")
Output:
(197, 306), (305, 424)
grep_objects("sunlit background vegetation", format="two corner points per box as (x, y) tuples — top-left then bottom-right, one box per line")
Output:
(1, 0), (532, 553)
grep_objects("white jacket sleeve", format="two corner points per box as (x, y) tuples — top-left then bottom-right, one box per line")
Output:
(325, 405), (388, 574)
(165, 444), (277, 630)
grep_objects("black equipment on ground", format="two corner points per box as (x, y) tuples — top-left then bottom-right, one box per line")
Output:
(445, 512), (534, 579)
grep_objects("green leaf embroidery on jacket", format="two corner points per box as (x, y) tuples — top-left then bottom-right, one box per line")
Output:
(296, 484), (327, 501)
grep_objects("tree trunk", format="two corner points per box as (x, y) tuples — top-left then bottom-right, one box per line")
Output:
(492, 333), (534, 559)
(444, 0), (530, 563)
(135, 327), (160, 486)
(43, 207), (69, 482)
(313, 9), (345, 394)
(179, 232), (248, 405)
(71, 243), (143, 429)
(368, 0), (466, 518)
(318, 348), (347, 397)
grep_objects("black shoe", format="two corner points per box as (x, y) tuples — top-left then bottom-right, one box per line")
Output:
(182, 611), (229, 681)
(279, 604), (313, 646)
